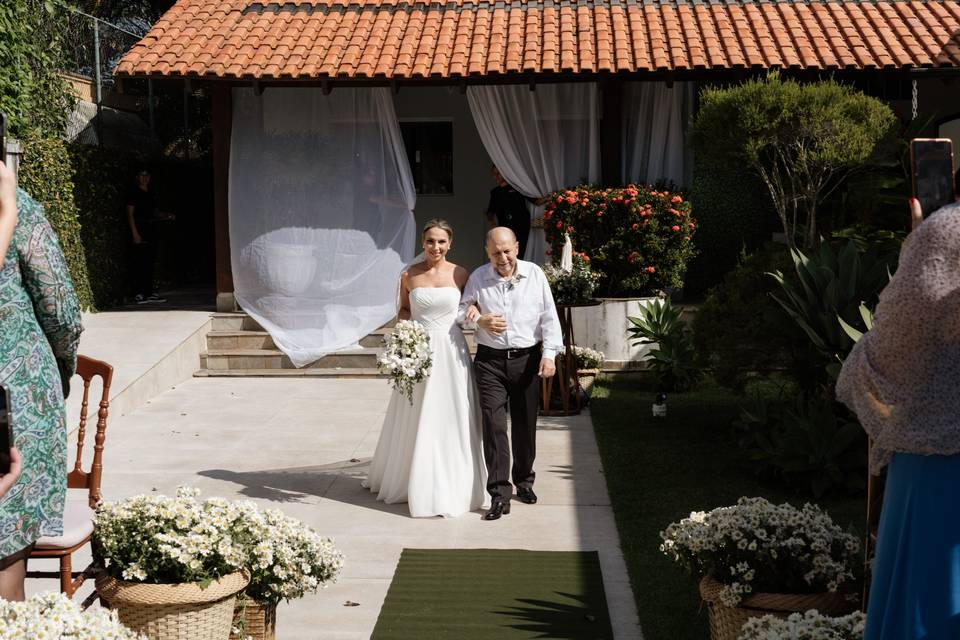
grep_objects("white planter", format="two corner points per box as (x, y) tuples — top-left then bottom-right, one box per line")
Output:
(569, 297), (659, 370)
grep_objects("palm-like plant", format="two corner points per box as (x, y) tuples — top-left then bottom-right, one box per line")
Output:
(627, 299), (700, 391)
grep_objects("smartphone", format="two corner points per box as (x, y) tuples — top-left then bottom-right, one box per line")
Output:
(0, 110), (7, 166)
(0, 384), (11, 475)
(910, 138), (956, 218)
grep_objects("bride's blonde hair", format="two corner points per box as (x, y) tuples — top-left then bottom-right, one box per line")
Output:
(422, 218), (453, 240)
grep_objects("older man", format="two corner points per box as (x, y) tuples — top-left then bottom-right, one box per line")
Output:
(460, 227), (563, 520)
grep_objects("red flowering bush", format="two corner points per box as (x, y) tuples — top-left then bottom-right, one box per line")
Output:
(543, 184), (697, 297)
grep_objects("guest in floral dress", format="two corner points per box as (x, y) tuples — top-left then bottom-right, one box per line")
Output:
(837, 199), (960, 640)
(0, 187), (82, 600)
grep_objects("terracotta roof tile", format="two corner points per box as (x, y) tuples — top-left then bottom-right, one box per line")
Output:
(117, 0), (960, 80)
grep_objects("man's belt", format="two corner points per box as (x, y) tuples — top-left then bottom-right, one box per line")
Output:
(476, 343), (542, 360)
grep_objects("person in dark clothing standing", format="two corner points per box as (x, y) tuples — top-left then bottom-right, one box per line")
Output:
(126, 170), (172, 304)
(485, 166), (537, 261)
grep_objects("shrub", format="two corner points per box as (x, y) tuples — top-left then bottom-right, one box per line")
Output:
(544, 253), (601, 304)
(69, 142), (140, 308)
(692, 243), (816, 392)
(18, 131), (94, 310)
(543, 184), (696, 297)
(627, 298), (700, 391)
(684, 157), (776, 296)
(768, 239), (898, 381)
(733, 390), (868, 498)
(692, 73), (896, 250)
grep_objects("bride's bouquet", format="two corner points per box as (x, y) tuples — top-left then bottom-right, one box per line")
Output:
(377, 320), (433, 404)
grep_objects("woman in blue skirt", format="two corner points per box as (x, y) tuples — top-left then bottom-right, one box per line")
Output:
(837, 198), (960, 640)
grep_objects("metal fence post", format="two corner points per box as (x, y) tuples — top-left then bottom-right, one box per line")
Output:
(93, 16), (103, 146)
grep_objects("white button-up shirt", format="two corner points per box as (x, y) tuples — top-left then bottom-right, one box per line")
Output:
(459, 260), (563, 360)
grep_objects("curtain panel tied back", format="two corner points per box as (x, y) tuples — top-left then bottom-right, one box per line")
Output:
(467, 83), (601, 265)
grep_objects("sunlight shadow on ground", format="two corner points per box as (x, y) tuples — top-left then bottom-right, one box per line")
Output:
(197, 458), (410, 516)
(493, 592), (613, 639)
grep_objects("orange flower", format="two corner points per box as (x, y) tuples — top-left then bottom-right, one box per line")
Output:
(544, 210), (553, 220)
(671, 225), (681, 232)
(631, 223), (639, 230)
(671, 195), (682, 204)
(645, 266), (656, 273)
(556, 221), (563, 229)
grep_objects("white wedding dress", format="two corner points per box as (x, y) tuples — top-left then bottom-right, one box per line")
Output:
(365, 287), (488, 517)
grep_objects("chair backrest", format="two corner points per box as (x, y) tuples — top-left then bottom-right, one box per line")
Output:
(68, 355), (114, 509)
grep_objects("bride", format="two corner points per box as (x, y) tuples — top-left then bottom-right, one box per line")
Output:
(365, 219), (487, 517)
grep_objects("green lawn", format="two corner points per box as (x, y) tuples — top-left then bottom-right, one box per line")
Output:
(589, 376), (866, 640)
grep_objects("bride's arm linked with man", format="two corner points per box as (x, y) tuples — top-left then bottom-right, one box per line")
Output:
(460, 227), (563, 521)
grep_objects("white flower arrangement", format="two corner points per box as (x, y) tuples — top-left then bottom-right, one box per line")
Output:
(564, 345), (605, 370)
(377, 319), (433, 404)
(738, 610), (866, 640)
(660, 497), (860, 608)
(94, 488), (343, 605)
(0, 592), (145, 639)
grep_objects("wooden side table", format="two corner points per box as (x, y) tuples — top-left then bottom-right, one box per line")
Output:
(541, 300), (602, 416)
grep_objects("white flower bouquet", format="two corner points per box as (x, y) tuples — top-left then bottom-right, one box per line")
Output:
(565, 345), (605, 370)
(377, 319), (432, 403)
(544, 253), (601, 305)
(243, 508), (344, 605)
(0, 592), (145, 639)
(660, 497), (860, 607)
(738, 610), (866, 640)
(94, 487), (343, 603)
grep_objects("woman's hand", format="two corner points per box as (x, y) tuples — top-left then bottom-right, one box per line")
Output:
(909, 197), (923, 232)
(0, 160), (17, 265)
(0, 447), (22, 498)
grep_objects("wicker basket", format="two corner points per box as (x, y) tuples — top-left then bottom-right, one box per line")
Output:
(698, 575), (855, 640)
(577, 368), (600, 396)
(96, 571), (249, 640)
(230, 598), (277, 640)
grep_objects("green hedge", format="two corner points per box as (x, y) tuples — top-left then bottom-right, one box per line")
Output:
(69, 144), (139, 308)
(683, 155), (775, 297)
(18, 132), (95, 311)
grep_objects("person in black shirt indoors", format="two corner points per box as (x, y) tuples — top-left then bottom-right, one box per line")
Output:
(126, 169), (173, 304)
(485, 165), (539, 261)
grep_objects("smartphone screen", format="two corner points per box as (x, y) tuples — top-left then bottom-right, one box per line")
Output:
(911, 138), (956, 218)
(0, 384), (11, 475)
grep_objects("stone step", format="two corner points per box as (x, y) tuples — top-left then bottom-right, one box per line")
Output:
(207, 329), (391, 350)
(201, 347), (380, 371)
(194, 368), (385, 379)
(210, 312), (263, 332)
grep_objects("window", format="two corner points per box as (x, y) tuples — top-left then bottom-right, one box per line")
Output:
(400, 121), (453, 195)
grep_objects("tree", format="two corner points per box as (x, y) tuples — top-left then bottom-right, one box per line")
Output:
(692, 74), (896, 250)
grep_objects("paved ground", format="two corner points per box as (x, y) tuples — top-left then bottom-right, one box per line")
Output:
(31, 376), (641, 639)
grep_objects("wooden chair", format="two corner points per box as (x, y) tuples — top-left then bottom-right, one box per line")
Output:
(29, 355), (113, 597)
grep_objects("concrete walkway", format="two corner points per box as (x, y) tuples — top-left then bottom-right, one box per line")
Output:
(32, 375), (641, 639)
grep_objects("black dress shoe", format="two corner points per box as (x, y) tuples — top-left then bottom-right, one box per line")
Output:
(484, 500), (511, 520)
(517, 487), (538, 504)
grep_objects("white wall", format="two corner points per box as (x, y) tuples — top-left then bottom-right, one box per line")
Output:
(394, 87), (494, 272)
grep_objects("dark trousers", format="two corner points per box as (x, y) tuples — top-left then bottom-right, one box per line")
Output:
(474, 344), (541, 502)
(132, 241), (156, 297)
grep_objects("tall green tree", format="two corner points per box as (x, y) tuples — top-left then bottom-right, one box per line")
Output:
(692, 74), (896, 250)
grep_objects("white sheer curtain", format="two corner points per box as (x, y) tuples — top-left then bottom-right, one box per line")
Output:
(467, 83), (600, 264)
(230, 87), (416, 367)
(622, 82), (694, 187)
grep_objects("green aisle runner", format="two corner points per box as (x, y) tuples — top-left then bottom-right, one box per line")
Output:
(371, 548), (614, 640)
